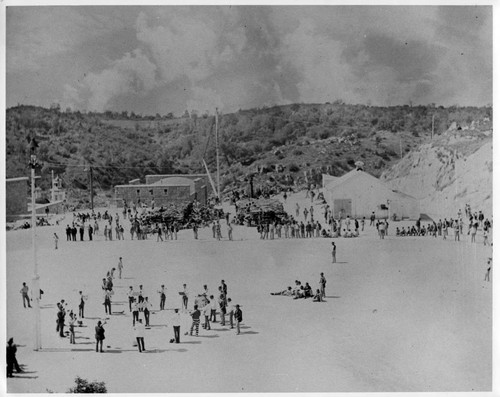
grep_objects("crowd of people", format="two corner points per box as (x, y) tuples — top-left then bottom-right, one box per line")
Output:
(39, 259), (245, 354)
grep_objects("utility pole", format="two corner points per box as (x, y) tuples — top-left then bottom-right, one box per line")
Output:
(85, 164), (94, 211)
(431, 114), (435, 140)
(28, 134), (42, 351)
(89, 166), (94, 212)
(215, 108), (220, 200)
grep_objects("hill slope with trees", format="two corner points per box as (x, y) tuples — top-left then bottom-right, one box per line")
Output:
(5, 102), (492, 206)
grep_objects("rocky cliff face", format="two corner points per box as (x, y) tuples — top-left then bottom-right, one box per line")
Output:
(380, 129), (492, 220)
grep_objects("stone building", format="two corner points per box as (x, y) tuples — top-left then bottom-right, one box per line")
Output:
(114, 174), (208, 208)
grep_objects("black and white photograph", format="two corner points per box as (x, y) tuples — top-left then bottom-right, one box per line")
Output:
(2, 2), (495, 394)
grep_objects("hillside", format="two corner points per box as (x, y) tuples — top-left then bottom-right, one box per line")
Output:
(5, 103), (492, 207)
(380, 125), (492, 220)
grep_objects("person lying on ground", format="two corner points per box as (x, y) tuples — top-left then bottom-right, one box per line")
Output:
(270, 286), (293, 296)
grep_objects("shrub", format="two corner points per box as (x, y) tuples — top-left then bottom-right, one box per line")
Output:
(288, 163), (300, 172)
(68, 377), (107, 393)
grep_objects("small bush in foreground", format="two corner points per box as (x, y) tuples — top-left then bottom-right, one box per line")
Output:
(68, 376), (107, 393)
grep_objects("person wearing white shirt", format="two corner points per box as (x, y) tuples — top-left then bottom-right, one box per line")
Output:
(181, 284), (189, 310)
(171, 308), (181, 343)
(143, 297), (152, 326)
(203, 300), (211, 330)
(134, 319), (146, 352)
(209, 295), (218, 322)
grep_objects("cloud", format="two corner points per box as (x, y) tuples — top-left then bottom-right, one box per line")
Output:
(6, 7), (123, 73)
(186, 87), (224, 114)
(70, 49), (157, 112)
(7, 6), (493, 113)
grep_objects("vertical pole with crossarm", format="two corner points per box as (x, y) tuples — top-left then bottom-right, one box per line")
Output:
(29, 136), (42, 351)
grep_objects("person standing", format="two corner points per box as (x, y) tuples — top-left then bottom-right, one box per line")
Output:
(219, 294), (227, 326)
(104, 289), (112, 315)
(143, 297), (152, 326)
(88, 224), (93, 241)
(20, 282), (31, 308)
(320, 273), (327, 298)
(78, 291), (86, 318)
(57, 303), (66, 337)
(79, 225), (85, 241)
(66, 225), (71, 241)
(331, 242), (337, 264)
(134, 319), (146, 353)
(158, 285), (166, 310)
(181, 284), (189, 311)
(209, 295), (217, 322)
(127, 286), (135, 312)
(228, 223), (233, 241)
(172, 308), (181, 343)
(53, 233), (59, 249)
(234, 304), (243, 335)
(118, 257), (123, 279)
(203, 299), (211, 330)
(68, 312), (76, 344)
(95, 321), (106, 353)
(227, 298), (235, 329)
(6, 338), (22, 377)
(189, 305), (201, 336)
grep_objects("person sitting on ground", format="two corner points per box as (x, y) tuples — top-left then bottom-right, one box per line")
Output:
(313, 289), (324, 302)
(271, 286), (293, 296)
(293, 286), (305, 299)
(342, 229), (348, 238)
(303, 282), (313, 298)
(396, 227), (400, 236)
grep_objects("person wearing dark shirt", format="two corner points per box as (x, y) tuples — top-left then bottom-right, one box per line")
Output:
(95, 321), (106, 353)
(189, 305), (201, 336)
(234, 304), (243, 335)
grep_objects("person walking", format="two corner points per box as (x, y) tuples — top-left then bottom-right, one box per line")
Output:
(132, 301), (140, 326)
(95, 321), (106, 353)
(319, 273), (327, 298)
(20, 282), (31, 308)
(117, 257), (123, 279)
(189, 305), (201, 336)
(172, 308), (181, 343)
(134, 319), (146, 353)
(234, 304), (243, 335)
(331, 242), (337, 264)
(53, 233), (59, 249)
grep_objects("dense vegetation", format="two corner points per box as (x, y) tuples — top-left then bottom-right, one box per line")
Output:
(6, 102), (492, 204)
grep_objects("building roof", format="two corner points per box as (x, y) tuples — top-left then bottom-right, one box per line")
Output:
(152, 177), (194, 187)
(324, 169), (417, 200)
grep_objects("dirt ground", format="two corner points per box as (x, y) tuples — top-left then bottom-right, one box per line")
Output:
(4, 192), (493, 393)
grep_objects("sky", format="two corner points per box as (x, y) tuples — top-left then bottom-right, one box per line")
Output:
(5, 4), (494, 116)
